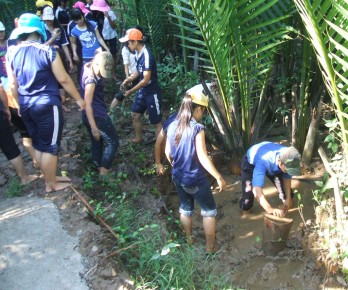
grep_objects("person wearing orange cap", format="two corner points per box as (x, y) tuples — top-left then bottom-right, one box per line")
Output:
(119, 28), (162, 143)
(165, 90), (226, 254)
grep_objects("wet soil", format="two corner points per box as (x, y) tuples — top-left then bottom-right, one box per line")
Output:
(0, 77), (346, 289)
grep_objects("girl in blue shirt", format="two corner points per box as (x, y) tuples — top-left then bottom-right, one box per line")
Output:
(81, 51), (119, 175)
(165, 90), (226, 254)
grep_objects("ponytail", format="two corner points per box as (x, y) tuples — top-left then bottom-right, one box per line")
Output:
(174, 94), (200, 146)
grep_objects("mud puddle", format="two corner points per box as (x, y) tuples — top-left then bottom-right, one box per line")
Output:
(165, 174), (323, 288)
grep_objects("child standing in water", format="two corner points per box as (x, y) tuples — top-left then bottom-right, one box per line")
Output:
(165, 90), (226, 254)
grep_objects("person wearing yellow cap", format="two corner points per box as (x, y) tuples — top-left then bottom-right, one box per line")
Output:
(154, 83), (213, 176)
(164, 90), (226, 254)
(35, 0), (53, 16)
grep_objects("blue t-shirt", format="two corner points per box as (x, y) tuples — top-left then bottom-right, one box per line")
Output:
(80, 63), (108, 119)
(246, 141), (292, 187)
(71, 21), (100, 61)
(7, 41), (61, 108)
(167, 118), (207, 186)
(135, 45), (160, 94)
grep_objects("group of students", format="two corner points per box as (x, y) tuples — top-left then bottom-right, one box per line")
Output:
(0, 1), (160, 190)
(0, 1), (303, 255)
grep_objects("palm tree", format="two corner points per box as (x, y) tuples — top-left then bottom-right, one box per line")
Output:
(294, 0), (348, 167)
(171, 0), (295, 155)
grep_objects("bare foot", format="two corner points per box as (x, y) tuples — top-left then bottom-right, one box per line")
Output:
(130, 138), (143, 144)
(241, 209), (251, 219)
(21, 175), (39, 185)
(46, 182), (71, 193)
(187, 236), (196, 245)
(56, 176), (71, 182)
(206, 242), (219, 254)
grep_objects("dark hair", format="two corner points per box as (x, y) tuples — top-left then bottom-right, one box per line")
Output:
(174, 94), (201, 146)
(71, 8), (83, 21)
(71, 8), (94, 32)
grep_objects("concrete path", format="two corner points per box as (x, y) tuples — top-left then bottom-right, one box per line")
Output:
(0, 197), (88, 290)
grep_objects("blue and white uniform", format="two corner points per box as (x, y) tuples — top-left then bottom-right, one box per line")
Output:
(240, 141), (293, 211)
(132, 45), (162, 124)
(7, 40), (63, 154)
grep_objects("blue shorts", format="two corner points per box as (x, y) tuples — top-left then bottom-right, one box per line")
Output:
(173, 176), (217, 217)
(20, 104), (64, 155)
(131, 91), (162, 125)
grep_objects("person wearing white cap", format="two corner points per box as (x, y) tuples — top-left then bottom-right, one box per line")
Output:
(42, 5), (75, 112)
(240, 142), (302, 217)
(165, 90), (226, 254)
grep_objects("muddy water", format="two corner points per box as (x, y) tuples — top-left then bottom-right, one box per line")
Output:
(165, 174), (322, 289)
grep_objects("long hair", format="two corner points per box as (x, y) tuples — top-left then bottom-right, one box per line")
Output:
(174, 94), (200, 146)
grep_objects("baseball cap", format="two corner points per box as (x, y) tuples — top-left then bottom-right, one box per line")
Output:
(90, 0), (110, 12)
(36, 0), (53, 15)
(9, 13), (47, 42)
(280, 146), (301, 176)
(42, 6), (55, 20)
(94, 52), (113, 78)
(0, 22), (5, 31)
(73, 2), (90, 15)
(119, 29), (143, 42)
(188, 89), (209, 107)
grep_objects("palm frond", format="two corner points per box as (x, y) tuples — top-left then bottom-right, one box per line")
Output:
(294, 0), (348, 160)
(171, 0), (294, 150)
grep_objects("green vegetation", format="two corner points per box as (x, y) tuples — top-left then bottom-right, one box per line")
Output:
(81, 163), (232, 289)
(5, 177), (23, 197)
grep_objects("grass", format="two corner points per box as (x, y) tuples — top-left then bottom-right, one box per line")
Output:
(81, 168), (234, 289)
(6, 177), (23, 197)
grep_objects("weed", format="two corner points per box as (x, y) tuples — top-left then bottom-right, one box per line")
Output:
(6, 177), (23, 197)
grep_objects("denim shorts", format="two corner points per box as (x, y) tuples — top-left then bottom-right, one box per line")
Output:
(173, 176), (217, 217)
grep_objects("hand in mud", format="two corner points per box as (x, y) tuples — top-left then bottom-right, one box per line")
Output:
(215, 176), (226, 193)
(270, 208), (285, 217)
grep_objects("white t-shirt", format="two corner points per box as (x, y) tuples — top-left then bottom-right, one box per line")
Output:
(102, 10), (117, 40)
(121, 46), (137, 75)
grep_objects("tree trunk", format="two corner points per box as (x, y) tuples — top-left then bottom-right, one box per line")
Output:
(302, 92), (324, 165)
(291, 84), (298, 147)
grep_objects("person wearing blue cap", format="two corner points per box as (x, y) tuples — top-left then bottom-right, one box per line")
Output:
(240, 142), (302, 217)
(165, 90), (226, 254)
(6, 13), (85, 193)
